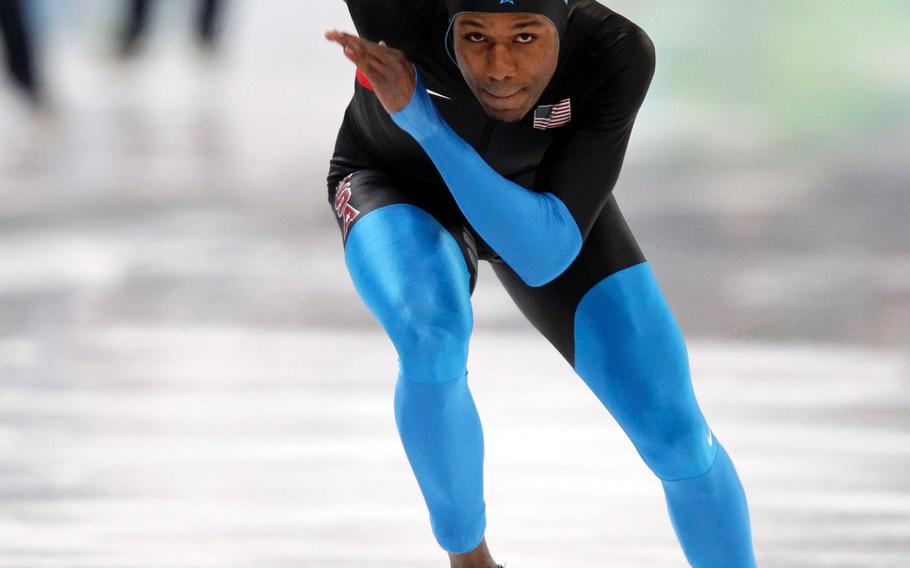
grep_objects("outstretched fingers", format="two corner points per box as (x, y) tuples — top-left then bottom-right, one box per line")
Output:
(326, 31), (376, 60)
(324, 29), (417, 114)
(325, 30), (389, 77)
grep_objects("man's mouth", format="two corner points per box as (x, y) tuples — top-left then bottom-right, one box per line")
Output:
(485, 89), (521, 99)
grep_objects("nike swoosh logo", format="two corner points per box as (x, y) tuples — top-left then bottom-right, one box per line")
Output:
(426, 89), (452, 100)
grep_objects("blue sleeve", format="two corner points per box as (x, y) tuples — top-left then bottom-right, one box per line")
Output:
(391, 72), (582, 287)
(390, 28), (655, 287)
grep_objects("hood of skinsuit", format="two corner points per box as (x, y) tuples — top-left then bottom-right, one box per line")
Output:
(443, 0), (573, 63)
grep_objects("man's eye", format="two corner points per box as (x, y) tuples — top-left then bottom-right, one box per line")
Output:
(515, 33), (535, 44)
(464, 33), (485, 42)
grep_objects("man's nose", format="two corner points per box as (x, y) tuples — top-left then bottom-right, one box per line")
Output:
(486, 43), (516, 82)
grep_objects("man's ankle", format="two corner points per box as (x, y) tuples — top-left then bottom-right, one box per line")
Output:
(447, 537), (498, 568)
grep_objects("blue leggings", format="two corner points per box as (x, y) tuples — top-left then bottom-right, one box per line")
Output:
(343, 202), (756, 566)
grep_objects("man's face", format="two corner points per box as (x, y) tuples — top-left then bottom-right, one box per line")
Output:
(453, 12), (559, 123)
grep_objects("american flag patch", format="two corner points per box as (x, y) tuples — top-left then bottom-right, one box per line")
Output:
(533, 98), (571, 130)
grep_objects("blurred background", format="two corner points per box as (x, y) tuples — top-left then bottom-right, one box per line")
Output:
(1, 1), (908, 567)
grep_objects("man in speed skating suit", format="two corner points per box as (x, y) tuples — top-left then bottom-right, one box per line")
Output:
(324, 2), (758, 566)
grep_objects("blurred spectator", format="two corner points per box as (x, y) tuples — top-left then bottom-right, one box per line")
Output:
(0, 0), (41, 104)
(119, 0), (227, 57)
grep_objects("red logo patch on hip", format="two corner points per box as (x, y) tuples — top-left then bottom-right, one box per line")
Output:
(334, 173), (361, 242)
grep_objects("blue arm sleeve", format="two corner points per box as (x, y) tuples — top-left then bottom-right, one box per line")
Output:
(391, 72), (583, 287)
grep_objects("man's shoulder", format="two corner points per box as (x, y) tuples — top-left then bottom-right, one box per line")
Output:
(554, 2), (655, 128)
(565, 1), (654, 67)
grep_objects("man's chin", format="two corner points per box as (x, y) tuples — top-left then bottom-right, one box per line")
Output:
(482, 105), (528, 123)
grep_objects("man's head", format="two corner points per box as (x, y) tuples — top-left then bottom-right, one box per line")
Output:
(444, 0), (571, 123)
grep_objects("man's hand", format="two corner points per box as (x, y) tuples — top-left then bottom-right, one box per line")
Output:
(325, 29), (417, 114)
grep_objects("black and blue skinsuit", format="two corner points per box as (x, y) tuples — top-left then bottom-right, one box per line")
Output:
(326, 1), (757, 565)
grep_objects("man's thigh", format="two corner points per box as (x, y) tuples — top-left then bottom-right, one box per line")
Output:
(329, 169), (481, 381)
(328, 168), (480, 295)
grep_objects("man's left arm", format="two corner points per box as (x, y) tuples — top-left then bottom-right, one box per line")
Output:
(392, 29), (655, 287)
(325, 27), (655, 287)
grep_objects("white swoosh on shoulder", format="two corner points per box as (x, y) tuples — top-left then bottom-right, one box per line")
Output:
(426, 89), (452, 100)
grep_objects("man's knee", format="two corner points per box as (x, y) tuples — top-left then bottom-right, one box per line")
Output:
(343, 204), (474, 382)
(633, 416), (718, 481)
(387, 290), (473, 383)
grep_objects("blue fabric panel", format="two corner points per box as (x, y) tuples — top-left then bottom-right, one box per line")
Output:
(395, 371), (487, 553)
(345, 203), (473, 382)
(344, 204), (486, 553)
(573, 262), (716, 480)
(573, 261), (756, 565)
(662, 442), (758, 567)
(391, 72), (582, 287)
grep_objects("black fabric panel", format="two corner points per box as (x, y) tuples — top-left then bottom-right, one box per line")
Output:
(491, 195), (645, 366)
